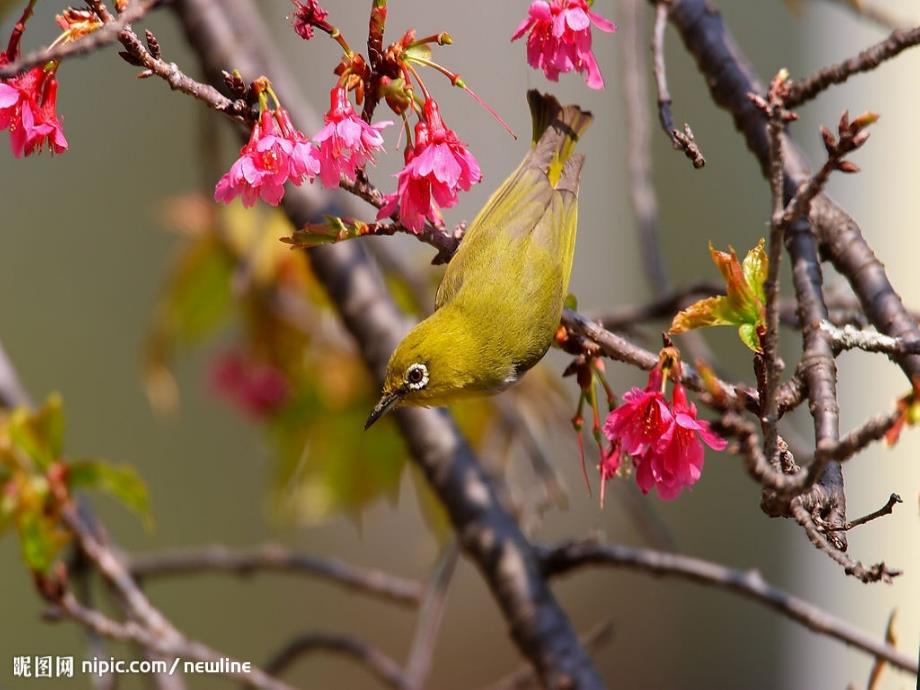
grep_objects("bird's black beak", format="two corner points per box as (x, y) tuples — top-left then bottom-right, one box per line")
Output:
(365, 389), (402, 430)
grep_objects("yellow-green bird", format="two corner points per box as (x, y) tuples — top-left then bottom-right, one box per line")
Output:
(365, 91), (592, 429)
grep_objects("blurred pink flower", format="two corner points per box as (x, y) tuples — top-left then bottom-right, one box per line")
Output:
(313, 86), (390, 188)
(214, 109), (318, 208)
(209, 350), (289, 420)
(511, 0), (616, 90)
(378, 99), (481, 232)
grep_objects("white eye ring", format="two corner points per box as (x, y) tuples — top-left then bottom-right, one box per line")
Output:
(405, 363), (429, 391)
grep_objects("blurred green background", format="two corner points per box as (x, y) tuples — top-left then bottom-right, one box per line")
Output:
(1, 1), (917, 689)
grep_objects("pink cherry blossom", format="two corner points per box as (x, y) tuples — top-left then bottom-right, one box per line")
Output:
(313, 86), (390, 189)
(290, 0), (329, 40)
(602, 366), (671, 458)
(209, 350), (289, 420)
(636, 383), (726, 500)
(214, 109), (318, 208)
(603, 361), (725, 501)
(378, 99), (481, 232)
(0, 67), (68, 158)
(511, 0), (616, 90)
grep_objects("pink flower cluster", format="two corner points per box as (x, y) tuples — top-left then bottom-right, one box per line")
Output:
(314, 86), (391, 189)
(0, 63), (68, 158)
(214, 87), (391, 208)
(603, 363), (726, 500)
(512, 0), (616, 90)
(378, 99), (481, 232)
(209, 350), (289, 420)
(214, 109), (319, 208)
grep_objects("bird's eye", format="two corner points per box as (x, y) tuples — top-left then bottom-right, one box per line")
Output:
(405, 363), (429, 391)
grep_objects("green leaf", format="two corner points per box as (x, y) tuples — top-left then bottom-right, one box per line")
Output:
(7, 394), (65, 470)
(69, 461), (152, 528)
(670, 296), (734, 333)
(670, 240), (767, 352)
(161, 235), (234, 344)
(17, 511), (66, 573)
(738, 323), (762, 353)
(742, 239), (768, 305)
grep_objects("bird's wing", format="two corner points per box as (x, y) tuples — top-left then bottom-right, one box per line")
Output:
(530, 153), (584, 296)
(435, 163), (553, 310)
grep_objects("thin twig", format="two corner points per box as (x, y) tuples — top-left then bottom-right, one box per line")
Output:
(62, 505), (180, 640)
(79, 0), (249, 123)
(540, 538), (914, 672)
(563, 309), (759, 412)
(792, 502), (900, 583)
(405, 541), (460, 690)
(494, 396), (569, 510)
(0, 0), (162, 79)
(801, 407), (902, 464)
(263, 632), (409, 689)
(127, 544), (423, 607)
(50, 592), (294, 690)
(590, 282), (721, 329)
(652, 1), (705, 167)
(759, 73), (789, 467)
(620, 0), (671, 292)
(820, 321), (920, 356)
(785, 26), (920, 108)
(825, 493), (902, 531)
(338, 176), (463, 264)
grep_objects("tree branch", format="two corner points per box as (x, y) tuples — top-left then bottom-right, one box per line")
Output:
(819, 321), (920, 356)
(263, 632), (409, 690)
(0, 0), (162, 79)
(652, 1), (705, 167)
(540, 538), (916, 673)
(665, 0), (920, 389)
(785, 26), (920, 108)
(127, 544), (422, 607)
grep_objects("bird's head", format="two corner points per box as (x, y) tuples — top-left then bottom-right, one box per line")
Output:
(365, 315), (475, 429)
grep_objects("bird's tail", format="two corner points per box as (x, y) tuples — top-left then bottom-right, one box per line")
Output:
(527, 90), (593, 187)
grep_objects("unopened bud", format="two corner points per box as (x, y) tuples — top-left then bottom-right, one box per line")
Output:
(851, 110), (880, 131)
(836, 160), (860, 174)
(820, 126), (836, 155)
